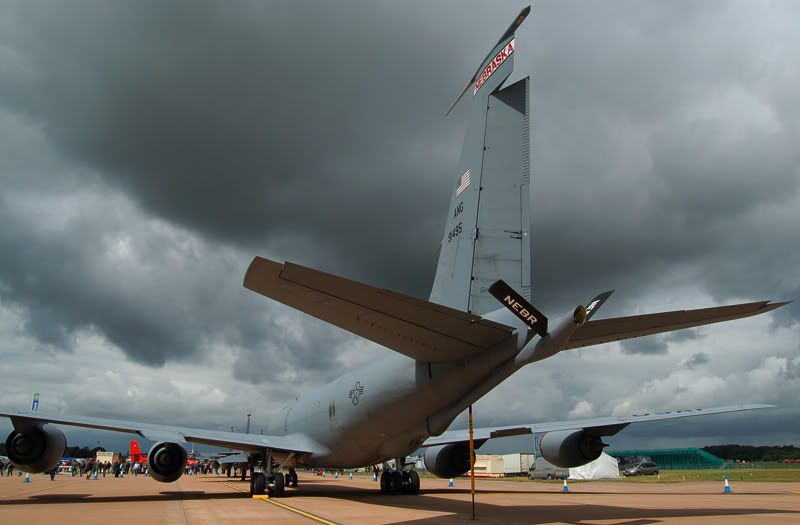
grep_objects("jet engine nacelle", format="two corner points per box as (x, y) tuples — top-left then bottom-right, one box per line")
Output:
(423, 443), (475, 479)
(5, 424), (66, 473)
(539, 429), (606, 468)
(147, 441), (188, 483)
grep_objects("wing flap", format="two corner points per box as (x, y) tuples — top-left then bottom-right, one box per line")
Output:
(244, 257), (514, 362)
(566, 301), (789, 350)
(1, 408), (318, 454)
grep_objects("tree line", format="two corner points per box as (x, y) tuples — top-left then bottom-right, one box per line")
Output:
(0, 444), (106, 458)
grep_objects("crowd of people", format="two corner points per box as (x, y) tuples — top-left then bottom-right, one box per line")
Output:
(1, 458), (16, 477)
(0, 456), (223, 480)
(57, 459), (148, 479)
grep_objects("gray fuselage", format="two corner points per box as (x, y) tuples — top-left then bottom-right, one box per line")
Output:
(267, 307), (559, 468)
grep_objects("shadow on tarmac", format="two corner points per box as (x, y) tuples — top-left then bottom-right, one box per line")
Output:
(208, 479), (799, 524)
(0, 490), (247, 506)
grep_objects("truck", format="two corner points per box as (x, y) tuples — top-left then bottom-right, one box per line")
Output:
(527, 456), (568, 480)
(502, 453), (535, 476)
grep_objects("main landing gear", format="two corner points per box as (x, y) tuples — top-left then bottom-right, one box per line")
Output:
(286, 467), (299, 488)
(248, 451), (297, 497)
(379, 457), (420, 495)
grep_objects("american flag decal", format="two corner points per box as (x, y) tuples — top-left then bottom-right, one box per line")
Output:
(456, 169), (471, 196)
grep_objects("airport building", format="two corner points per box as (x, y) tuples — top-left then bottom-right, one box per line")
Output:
(608, 448), (725, 470)
(95, 451), (121, 464)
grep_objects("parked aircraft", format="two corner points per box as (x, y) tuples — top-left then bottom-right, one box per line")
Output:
(1, 6), (787, 498)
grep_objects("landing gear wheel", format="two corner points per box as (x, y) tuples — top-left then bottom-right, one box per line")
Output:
(406, 470), (420, 494)
(251, 473), (266, 496)
(287, 468), (298, 488)
(389, 471), (402, 495)
(380, 471), (390, 494)
(270, 472), (285, 497)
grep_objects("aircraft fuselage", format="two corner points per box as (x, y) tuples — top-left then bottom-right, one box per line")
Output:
(272, 308), (537, 468)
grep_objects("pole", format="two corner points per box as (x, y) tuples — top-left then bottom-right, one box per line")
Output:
(469, 405), (476, 520)
(246, 414), (251, 434)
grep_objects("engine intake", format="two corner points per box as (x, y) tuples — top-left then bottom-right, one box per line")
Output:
(5, 424), (66, 473)
(539, 429), (606, 468)
(147, 441), (188, 483)
(423, 443), (475, 479)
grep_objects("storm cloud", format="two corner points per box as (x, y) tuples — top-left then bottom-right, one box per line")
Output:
(1, 0), (798, 449)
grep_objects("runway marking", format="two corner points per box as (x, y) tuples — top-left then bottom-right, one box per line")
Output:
(223, 482), (339, 525)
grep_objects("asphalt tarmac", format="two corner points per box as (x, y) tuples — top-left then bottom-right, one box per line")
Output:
(1, 472), (798, 524)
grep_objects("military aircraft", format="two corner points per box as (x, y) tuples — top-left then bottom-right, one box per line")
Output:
(1, 6), (788, 498)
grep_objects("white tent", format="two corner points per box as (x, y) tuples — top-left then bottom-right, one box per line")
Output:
(568, 452), (619, 480)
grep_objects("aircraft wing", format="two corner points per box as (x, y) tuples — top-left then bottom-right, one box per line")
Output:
(421, 404), (774, 447)
(0, 408), (321, 455)
(216, 452), (250, 465)
(243, 257), (515, 362)
(565, 301), (789, 350)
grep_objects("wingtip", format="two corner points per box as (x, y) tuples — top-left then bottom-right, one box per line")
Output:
(761, 300), (792, 312)
(743, 403), (777, 410)
(243, 256), (282, 290)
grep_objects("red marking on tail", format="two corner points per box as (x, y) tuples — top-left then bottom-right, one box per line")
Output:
(130, 440), (145, 463)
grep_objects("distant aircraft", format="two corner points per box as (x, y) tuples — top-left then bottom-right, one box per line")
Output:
(1, 6), (788, 498)
(129, 440), (145, 463)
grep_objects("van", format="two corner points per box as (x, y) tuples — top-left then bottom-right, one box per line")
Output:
(527, 457), (568, 480)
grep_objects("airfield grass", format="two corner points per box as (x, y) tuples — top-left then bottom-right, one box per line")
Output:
(469, 468), (800, 483)
(619, 468), (800, 483)
(329, 468), (800, 483)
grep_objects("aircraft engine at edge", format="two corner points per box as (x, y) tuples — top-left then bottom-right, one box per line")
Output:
(5, 424), (66, 473)
(147, 441), (188, 483)
(423, 442), (475, 478)
(539, 429), (606, 468)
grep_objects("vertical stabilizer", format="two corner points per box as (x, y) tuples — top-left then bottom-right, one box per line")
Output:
(430, 9), (531, 315)
(130, 440), (143, 462)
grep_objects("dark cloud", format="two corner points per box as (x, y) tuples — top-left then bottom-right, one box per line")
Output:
(664, 329), (704, 343)
(0, 1), (798, 446)
(679, 352), (710, 370)
(621, 336), (669, 355)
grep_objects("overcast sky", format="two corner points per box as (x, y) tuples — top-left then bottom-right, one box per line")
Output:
(1, 0), (798, 456)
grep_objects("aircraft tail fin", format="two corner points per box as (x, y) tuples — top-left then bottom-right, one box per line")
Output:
(430, 9), (531, 316)
(130, 440), (142, 458)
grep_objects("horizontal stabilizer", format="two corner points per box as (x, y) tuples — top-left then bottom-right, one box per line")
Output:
(244, 257), (515, 362)
(566, 300), (790, 350)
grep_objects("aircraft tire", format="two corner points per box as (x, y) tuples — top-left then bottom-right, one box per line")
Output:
(389, 471), (402, 495)
(251, 473), (266, 496)
(273, 472), (286, 497)
(380, 471), (390, 494)
(406, 470), (420, 494)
